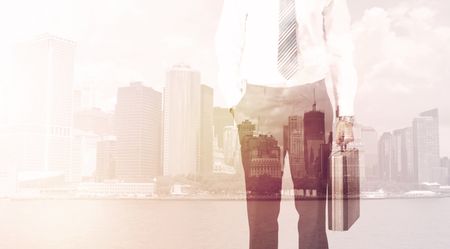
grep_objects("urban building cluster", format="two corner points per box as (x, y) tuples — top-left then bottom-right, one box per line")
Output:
(375, 109), (448, 187)
(0, 34), (448, 198)
(0, 35), (232, 198)
(350, 108), (450, 196)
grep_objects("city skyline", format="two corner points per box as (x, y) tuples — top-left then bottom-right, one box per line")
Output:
(0, 30), (448, 197)
(377, 108), (445, 185)
(0, 35), (447, 181)
(0, 0), (449, 157)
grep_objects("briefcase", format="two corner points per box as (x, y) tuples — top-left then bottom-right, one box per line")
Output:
(328, 148), (360, 231)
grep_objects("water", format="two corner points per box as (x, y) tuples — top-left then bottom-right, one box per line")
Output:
(0, 198), (449, 249)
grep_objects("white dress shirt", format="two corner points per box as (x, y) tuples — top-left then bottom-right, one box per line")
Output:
(215, 0), (357, 116)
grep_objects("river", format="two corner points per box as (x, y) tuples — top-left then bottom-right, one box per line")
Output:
(0, 198), (449, 249)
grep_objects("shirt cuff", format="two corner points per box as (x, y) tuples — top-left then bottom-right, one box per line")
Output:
(218, 77), (246, 108)
(223, 86), (244, 108)
(337, 98), (355, 117)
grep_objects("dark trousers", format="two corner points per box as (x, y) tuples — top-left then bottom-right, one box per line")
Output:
(234, 80), (333, 249)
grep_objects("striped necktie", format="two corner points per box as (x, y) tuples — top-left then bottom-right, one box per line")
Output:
(278, 0), (299, 80)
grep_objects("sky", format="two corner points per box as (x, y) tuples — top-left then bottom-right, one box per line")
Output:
(0, 0), (448, 156)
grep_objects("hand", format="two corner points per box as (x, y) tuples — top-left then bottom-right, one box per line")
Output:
(229, 107), (235, 119)
(335, 117), (354, 150)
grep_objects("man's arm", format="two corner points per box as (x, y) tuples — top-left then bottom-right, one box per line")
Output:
(323, 0), (357, 117)
(323, 0), (357, 146)
(215, 0), (248, 108)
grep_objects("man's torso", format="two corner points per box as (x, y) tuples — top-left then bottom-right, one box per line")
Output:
(240, 0), (331, 87)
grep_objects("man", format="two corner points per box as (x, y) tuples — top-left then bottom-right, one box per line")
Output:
(215, 0), (356, 248)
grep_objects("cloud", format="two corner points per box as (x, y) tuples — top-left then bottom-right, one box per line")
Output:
(352, 1), (450, 155)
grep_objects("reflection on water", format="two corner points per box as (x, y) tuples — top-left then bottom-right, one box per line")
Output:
(0, 198), (449, 249)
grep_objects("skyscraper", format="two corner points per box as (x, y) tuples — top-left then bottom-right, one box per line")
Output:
(351, 123), (366, 183)
(71, 129), (99, 181)
(237, 120), (257, 175)
(413, 109), (440, 183)
(223, 125), (239, 166)
(115, 82), (162, 182)
(0, 34), (75, 183)
(213, 107), (234, 149)
(392, 129), (403, 181)
(285, 116), (305, 179)
(392, 128), (414, 182)
(163, 65), (201, 176)
(199, 85), (214, 176)
(378, 132), (393, 181)
(303, 103), (326, 178)
(96, 136), (117, 182)
(360, 126), (378, 180)
(441, 157), (450, 185)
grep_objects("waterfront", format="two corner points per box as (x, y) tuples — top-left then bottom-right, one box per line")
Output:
(0, 198), (449, 249)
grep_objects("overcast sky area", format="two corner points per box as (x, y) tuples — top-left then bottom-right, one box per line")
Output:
(0, 0), (448, 156)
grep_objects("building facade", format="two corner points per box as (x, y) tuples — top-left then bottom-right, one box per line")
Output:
(413, 109), (440, 183)
(199, 85), (214, 176)
(163, 65), (200, 176)
(285, 116), (305, 179)
(392, 128), (415, 182)
(360, 126), (378, 180)
(115, 82), (162, 182)
(378, 132), (393, 181)
(0, 34), (76, 184)
(96, 137), (117, 181)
